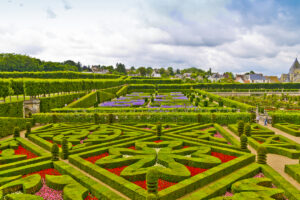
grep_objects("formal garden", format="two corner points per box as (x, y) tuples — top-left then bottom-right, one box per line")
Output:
(0, 72), (299, 199)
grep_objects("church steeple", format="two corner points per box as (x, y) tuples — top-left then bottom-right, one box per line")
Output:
(289, 58), (300, 74)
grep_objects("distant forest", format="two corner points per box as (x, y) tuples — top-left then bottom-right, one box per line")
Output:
(0, 53), (85, 72)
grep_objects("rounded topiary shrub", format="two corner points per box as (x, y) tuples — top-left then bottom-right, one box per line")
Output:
(203, 100), (208, 107)
(51, 143), (59, 161)
(13, 127), (20, 138)
(257, 146), (267, 164)
(240, 134), (248, 150)
(146, 168), (159, 194)
(61, 137), (68, 160)
(244, 123), (251, 137)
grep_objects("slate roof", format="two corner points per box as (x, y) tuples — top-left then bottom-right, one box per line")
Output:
(249, 74), (265, 80)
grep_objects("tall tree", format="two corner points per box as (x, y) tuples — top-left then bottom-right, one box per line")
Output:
(137, 67), (146, 76)
(167, 67), (174, 76)
(116, 63), (127, 75)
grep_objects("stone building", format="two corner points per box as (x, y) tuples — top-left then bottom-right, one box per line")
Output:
(288, 58), (300, 82)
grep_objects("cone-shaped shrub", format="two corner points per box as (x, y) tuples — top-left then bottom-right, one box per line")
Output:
(61, 137), (68, 159)
(237, 120), (244, 136)
(53, 114), (58, 123)
(51, 143), (59, 161)
(197, 114), (201, 124)
(244, 123), (251, 136)
(211, 114), (216, 123)
(257, 146), (267, 164)
(219, 101), (223, 107)
(94, 113), (99, 124)
(108, 113), (114, 124)
(13, 127), (20, 138)
(250, 112), (256, 123)
(240, 134), (248, 150)
(147, 168), (159, 194)
(203, 100), (208, 107)
(25, 122), (31, 138)
(156, 123), (162, 136)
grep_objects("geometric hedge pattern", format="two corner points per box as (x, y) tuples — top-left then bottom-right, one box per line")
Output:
(1, 122), (299, 200)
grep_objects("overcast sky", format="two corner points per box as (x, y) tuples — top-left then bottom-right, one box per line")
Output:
(1, 0), (300, 75)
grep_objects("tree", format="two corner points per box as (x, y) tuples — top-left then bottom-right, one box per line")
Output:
(167, 67), (174, 76)
(146, 67), (153, 76)
(51, 143), (59, 161)
(176, 69), (180, 74)
(159, 68), (166, 76)
(138, 67), (147, 76)
(116, 63), (127, 75)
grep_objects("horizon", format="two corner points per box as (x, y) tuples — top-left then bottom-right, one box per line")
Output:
(1, 0), (300, 76)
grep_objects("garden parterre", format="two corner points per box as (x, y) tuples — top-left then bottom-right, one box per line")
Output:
(0, 82), (300, 199)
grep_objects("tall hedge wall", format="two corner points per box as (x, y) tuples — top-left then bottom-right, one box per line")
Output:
(40, 92), (86, 112)
(0, 100), (23, 117)
(270, 112), (300, 125)
(33, 112), (250, 125)
(0, 71), (121, 79)
(0, 117), (33, 138)
(66, 91), (97, 108)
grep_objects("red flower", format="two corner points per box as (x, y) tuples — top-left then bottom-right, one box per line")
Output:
(128, 146), (136, 150)
(154, 140), (163, 143)
(133, 179), (177, 191)
(185, 166), (207, 176)
(23, 168), (61, 179)
(84, 153), (109, 164)
(85, 193), (99, 200)
(106, 166), (127, 176)
(211, 152), (236, 163)
(15, 145), (38, 159)
(182, 146), (190, 149)
(48, 140), (62, 148)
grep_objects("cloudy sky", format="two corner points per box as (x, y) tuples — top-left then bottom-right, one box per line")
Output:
(1, 0), (300, 75)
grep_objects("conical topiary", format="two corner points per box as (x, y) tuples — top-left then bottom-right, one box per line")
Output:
(13, 127), (20, 138)
(146, 168), (159, 194)
(197, 114), (202, 124)
(94, 113), (99, 124)
(61, 137), (68, 160)
(156, 123), (162, 136)
(240, 134), (248, 150)
(257, 146), (267, 164)
(51, 143), (59, 161)
(25, 122), (31, 138)
(244, 123), (251, 137)
(237, 120), (244, 137)
(108, 113), (114, 124)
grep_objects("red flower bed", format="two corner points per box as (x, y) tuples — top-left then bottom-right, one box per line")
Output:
(257, 140), (264, 144)
(48, 140), (62, 148)
(23, 168), (61, 179)
(133, 179), (177, 191)
(211, 152), (236, 163)
(128, 146), (136, 150)
(185, 166), (207, 176)
(15, 145), (38, 159)
(85, 193), (99, 200)
(106, 166), (127, 176)
(84, 153), (109, 164)
(182, 146), (190, 149)
(154, 140), (163, 143)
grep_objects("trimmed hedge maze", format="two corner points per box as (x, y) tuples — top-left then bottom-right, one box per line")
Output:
(18, 122), (299, 200)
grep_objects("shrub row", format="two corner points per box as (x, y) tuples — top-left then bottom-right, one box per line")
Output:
(273, 123), (300, 137)
(66, 91), (97, 108)
(285, 164), (300, 184)
(40, 92), (86, 112)
(270, 112), (300, 125)
(0, 71), (121, 79)
(0, 100), (23, 117)
(33, 112), (251, 125)
(196, 90), (255, 111)
(0, 117), (33, 138)
(51, 107), (237, 113)
(116, 85), (128, 97)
